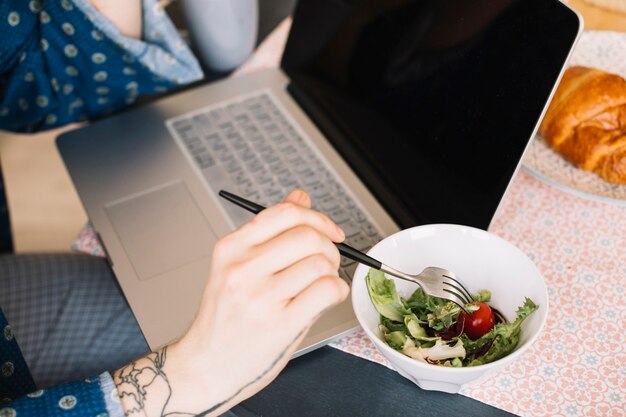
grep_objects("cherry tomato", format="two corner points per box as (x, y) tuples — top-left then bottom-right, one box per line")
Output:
(459, 302), (495, 340)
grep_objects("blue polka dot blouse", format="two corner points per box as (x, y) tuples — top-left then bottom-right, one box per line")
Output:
(0, 0), (203, 133)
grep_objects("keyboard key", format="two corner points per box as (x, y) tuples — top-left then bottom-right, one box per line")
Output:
(320, 195), (339, 211)
(192, 114), (214, 135)
(243, 190), (262, 202)
(278, 172), (298, 188)
(309, 182), (328, 199)
(256, 169), (273, 184)
(302, 172), (321, 186)
(349, 207), (368, 223)
(265, 124), (281, 135)
(338, 269), (352, 283)
(263, 181), (283, 199)
(338, 220), (361, 238)
(238, 180), (257, 195)
(261, 152), (280, 166)
(370, 234), (383, 244)
(328, 207), (350, 224)
(345, 263), (358, 279)
(253, 141), (272, 153)
(204, 132), (221, 144)
(232, 170), (248, 185)
(224, 159), (243, 174)
(295, 164), (314, 176)
(269, 161), (286, 174)
(172, 120), (190, 131)
(245, 159), (264, 173)
(363, 222), (379, 237)
(217, 121), (235, 132)
(348, 234), (371, 251)
(286, 155), (305, 166)
(248, 133), (265, 144)
(183, 136), (204, 153)
(240, 149), (256, 162)
(339, 194), (356, 209)
(340, 256), (355, 268)
(208, 139), (227, 153)
(194, 151), (215, 169)
(215, 149), (234, 164)
(271, 133), (288, 145)
(233, 137), (248, 150)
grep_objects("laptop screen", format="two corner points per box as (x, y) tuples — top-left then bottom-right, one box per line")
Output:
(281, 0), (580, 229)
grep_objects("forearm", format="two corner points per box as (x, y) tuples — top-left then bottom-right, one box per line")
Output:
(112, 330), (306, 416)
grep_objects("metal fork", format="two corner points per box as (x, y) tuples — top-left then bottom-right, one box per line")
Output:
(218, 190), (475, 313)
(336, 243), (474, 314)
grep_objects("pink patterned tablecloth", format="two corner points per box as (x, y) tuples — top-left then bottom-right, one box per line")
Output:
(74, 19), (626, 417)
(329, 168), (626, 417)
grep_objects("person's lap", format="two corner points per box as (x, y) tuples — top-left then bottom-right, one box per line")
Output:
(0, 253), (149, 388)
(231, 347), (517, 417)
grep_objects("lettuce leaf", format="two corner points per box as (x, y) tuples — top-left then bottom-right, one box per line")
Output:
(366, 269), (411, 322)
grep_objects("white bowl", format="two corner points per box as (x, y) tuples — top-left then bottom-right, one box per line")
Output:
(351, 224), (548, 393)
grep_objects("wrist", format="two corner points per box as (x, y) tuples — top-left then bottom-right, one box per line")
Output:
(162, 340), (226, 415)
(113, 342), (225, 416)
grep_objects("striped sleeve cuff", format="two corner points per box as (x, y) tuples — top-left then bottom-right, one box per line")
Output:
(98, 372), (125, 417)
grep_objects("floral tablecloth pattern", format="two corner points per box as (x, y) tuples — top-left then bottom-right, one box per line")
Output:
(74, 18), (626, 417)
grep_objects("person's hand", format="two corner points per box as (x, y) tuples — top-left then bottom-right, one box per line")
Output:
(88, 0), (142, 39)
(113, 190), (349, 416)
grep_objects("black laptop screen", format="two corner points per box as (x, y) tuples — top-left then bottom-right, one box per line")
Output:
(281, 0), (580, 229)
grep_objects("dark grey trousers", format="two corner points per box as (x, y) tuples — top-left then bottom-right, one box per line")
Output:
(0, 253), (149, 388)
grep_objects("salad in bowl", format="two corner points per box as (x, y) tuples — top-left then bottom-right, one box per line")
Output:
(367, 269), (538, 367)
(350, 224), (548, 393)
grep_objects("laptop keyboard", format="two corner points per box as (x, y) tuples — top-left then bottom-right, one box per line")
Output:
(167, 91), (383, 282)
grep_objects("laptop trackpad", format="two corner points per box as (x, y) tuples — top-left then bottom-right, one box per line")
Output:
(105, 181), (216, 281)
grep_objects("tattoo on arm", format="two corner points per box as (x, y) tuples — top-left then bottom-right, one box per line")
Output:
(114, 329), (305, 417)
(114, 347), (194, 417)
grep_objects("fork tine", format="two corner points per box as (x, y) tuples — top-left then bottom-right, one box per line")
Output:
(442, 274), (474, 304)
(442, 281), (473, 305)
(442, 289), (472, 315)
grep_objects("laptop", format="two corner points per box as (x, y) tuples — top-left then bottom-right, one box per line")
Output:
(57, 0), (582, 352)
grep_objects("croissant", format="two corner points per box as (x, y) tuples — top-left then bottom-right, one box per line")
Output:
(539, 66), (626, 184)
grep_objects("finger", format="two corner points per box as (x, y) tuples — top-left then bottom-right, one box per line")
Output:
(233, 201), (345, 247)
(269, 254), (339, 301)
(285, 275), (350, 327)
(247, 225), (340, 278)
(283, 189), (312, 208)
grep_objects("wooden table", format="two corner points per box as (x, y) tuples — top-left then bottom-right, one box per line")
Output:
(569, 0), (626, 31)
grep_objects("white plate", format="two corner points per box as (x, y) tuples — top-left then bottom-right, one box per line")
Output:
(522, 31), (626, 205)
